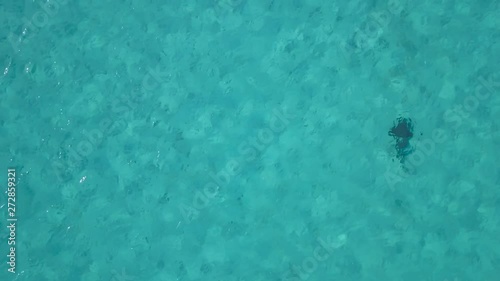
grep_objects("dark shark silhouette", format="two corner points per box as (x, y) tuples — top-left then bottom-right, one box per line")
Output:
(388, 117), (414, 163)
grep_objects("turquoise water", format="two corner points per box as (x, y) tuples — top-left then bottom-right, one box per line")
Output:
(1, 0), (499, 280)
